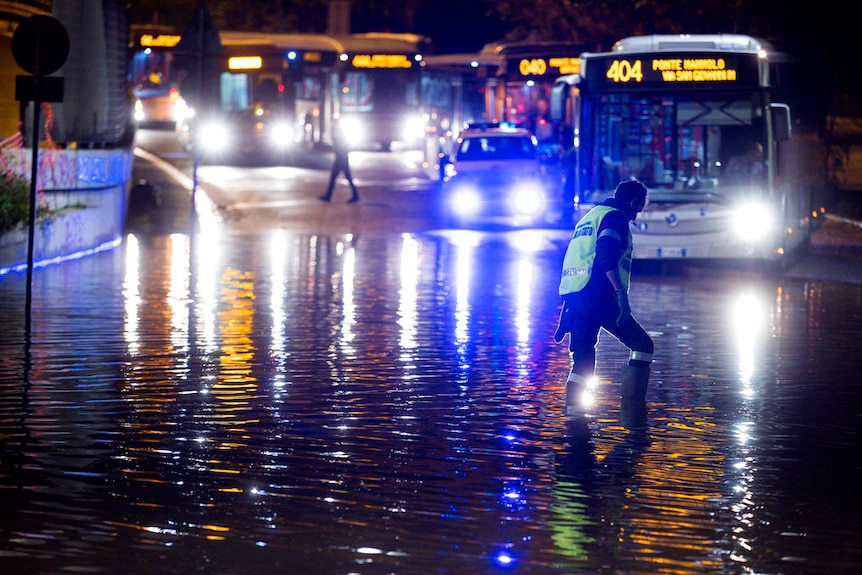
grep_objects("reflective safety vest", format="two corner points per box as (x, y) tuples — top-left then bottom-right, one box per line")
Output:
(559, 205), (633, 295)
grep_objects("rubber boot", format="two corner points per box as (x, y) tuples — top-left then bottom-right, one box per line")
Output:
(620, 397), (647, 428)
(620, 363), (649, 402)
(620, 363), (649, 428)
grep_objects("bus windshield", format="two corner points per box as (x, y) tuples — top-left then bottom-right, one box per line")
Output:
(587, 93), (766, 201)
(131, 49), (174, 98)
(341, 69), (419, 113)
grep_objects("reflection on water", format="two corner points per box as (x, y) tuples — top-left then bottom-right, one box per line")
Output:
(1, 227), (861, 574)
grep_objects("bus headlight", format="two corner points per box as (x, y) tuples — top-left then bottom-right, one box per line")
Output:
(339, 116), (364, 147)
(510, 183), (544, 215)
(269, 122), (294, 148)
(733, 201), (773, 240)
(402, 116), (424, 141)
(197, 122), (230, 153)
(174, 97), (191, 124)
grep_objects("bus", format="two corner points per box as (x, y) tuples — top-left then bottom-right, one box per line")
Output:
(491, 42), (585, 146)
(196, 32), (342, 158)
(334, 33), (429, 150)
(421, 51), (501, 177)
(188, 32), (430, 159)
(129, 28), (190, 129)
(550, 34), (825, 261)
(422, 42), (584, 181)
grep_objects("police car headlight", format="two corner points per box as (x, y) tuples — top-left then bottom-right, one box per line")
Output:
(197, 122), (230, 152)
(510, 183), (544, 215)
(450, 185), (481, 216)
(134, 99), (144, 122)
(269, 122), (294, 148)
(733, 200), (772, 240)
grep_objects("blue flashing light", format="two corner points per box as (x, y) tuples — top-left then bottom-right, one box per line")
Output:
(494, 550), (517, 568)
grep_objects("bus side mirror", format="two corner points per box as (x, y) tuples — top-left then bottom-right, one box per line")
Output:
(771, 103), (791, 141)
(550, 82), (566, 122)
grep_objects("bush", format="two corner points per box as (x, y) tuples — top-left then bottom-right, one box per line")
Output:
(0, 174), (33, 233)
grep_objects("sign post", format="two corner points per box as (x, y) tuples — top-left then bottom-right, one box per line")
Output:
(175, 5), (222, 232)
(11, 15), (69, 334)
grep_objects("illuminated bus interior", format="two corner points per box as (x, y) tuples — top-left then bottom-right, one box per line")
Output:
(586, 94), (766, 199)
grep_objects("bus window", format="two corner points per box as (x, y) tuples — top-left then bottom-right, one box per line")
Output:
(505, 84), (531, 126)
(257, 78), (280, 108)
(592, 95), (675, 188)
(342, 70), (418, 112)
(299, 76), (321, 100)
(589, 94), (765, 191)
(131, 50), (172, 95)
(342, 71), (373, 112)
(221, 73), (250, 112)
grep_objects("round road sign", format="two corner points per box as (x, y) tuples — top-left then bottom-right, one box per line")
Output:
(12, 15), (70, 76)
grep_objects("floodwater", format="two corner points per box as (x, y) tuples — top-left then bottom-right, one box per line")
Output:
(1, 224), (861, 575)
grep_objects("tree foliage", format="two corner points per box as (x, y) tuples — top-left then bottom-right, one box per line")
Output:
(128, 0), (330, 34)
(0, 174), (30, 233)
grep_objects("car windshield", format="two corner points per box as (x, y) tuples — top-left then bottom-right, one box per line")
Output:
(456, 136), (536, 162)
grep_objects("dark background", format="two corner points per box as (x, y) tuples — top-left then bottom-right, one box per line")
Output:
(128, 0), (858, 129)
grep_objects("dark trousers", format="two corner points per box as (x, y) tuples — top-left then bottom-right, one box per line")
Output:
(324, 156), (358, 199)
(562, 291), (653, 377)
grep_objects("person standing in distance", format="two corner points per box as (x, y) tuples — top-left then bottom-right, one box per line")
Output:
(554, 179), (654, 414)
(320, 119), (359, 203)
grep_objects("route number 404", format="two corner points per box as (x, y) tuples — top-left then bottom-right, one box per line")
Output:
(606, 59), (643, 83)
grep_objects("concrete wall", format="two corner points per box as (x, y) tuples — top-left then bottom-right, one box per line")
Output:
(0, 145), (132, 273)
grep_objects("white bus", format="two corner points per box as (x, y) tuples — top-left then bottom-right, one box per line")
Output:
(188, 32), (429, 158)
(129, 29), (190, 129)
(333, 33), (429, 151)
(550, 34), (826, 262)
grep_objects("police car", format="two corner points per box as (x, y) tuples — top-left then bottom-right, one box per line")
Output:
(440, 123), (557, 228)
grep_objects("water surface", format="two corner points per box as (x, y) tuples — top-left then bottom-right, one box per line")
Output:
(1, 227), (861, 574)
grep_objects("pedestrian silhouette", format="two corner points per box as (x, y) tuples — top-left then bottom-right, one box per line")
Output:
(320, 121), (359, 203)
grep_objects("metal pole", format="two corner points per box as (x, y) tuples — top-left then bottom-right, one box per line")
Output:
(25, 97), (41, 337)
(191, 7), (204, 234)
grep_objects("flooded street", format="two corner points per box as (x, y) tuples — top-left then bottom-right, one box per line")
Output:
(2, 221), (862, 574)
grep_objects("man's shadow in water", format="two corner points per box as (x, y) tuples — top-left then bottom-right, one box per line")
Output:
(557, 397), (650, 480)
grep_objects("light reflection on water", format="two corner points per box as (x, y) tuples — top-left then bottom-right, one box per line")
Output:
(1, 228), (861, 574)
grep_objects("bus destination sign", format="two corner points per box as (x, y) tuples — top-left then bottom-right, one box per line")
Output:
(509, 56), (580, 78)
(138, 34), (181, 48)
(228, 56), (263, 71)
(586, 52), (761, 89)
(351, 54), (414, 69)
